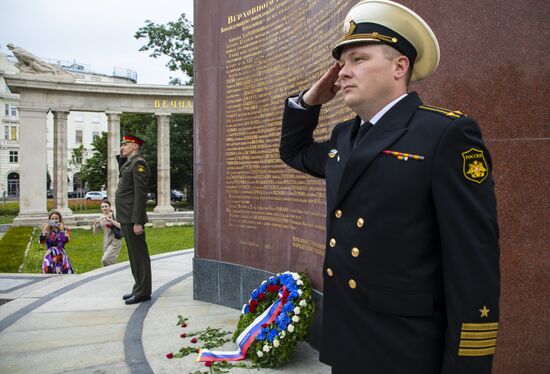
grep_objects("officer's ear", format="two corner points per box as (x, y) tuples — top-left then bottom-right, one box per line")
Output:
(394, 55), (410, 81)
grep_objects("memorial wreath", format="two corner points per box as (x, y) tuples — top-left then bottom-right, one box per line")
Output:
(197, 271), (315, 368)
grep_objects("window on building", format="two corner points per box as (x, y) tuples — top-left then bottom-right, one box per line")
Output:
(92, 131), (100, 141)
(4, 126), (8, 140)
(75, 130), (83, 144)
(4, 104), (8, 116)
(10, 106), (17, 117)
(9, 151), (18, 163)
(10, 126), (17, 140)
(92, 112), (100, 123)
(7, 172), (19, 197)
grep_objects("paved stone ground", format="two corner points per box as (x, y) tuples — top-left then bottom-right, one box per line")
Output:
(0, 249), (330, 374)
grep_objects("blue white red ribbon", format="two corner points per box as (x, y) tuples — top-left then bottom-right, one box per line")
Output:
(196, 289), (286, 363)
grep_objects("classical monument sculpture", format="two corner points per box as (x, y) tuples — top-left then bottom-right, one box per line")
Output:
(6, 43), (74, 77)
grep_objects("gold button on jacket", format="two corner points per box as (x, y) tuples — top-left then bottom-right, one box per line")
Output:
(329, 238), (336, 247)
(327, 268), (333, 277)
(335, 209), (342, 218)
(351, 247), (360, 257)
(348, 279), (357, 289)
(357, 218), (365, 228)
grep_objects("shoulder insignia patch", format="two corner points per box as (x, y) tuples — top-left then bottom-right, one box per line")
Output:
(462, 148), (488, 184)
(137, 165), (145, 173)
(419, 104), (465, 118)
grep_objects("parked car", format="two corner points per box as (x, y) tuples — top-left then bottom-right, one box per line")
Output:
(85, 191), (107, 200)
(171, 189), (184, 201)
(68, 191), (78, 198)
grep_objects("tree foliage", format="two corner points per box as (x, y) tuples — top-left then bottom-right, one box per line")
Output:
(80, 134), (107, 191)
(121, 113), (158, 193)
(120, 113), (193, 196)
(134, 13), (194, 84)
(169, 114), (193, 196)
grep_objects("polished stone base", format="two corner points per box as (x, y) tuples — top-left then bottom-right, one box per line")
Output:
(193, 258), (323, 350)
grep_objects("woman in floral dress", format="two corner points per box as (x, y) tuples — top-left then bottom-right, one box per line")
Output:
(40, 211), (74, 274)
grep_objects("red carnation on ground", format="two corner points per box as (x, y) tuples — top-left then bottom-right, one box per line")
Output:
(166, 353), (174, 359)
(205, 361), (212, 367)
(191, 338), (197, 343)
(182, 323), (187, 327)
(180, 333), (186, 338)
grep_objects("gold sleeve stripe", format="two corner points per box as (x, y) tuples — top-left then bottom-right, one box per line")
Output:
(459, 347), (495, 357)
(459, 339), (496, 348)
(461, 322), (499, 331)
(461, 330), (498, 339)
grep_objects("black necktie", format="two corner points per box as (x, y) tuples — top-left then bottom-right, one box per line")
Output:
(353, 121), (373, 149)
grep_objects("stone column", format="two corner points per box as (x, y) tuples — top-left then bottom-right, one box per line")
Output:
(52, 110), (73, 218)
(13, 107), (49, 226)
(154, 114), (174, 213)
(106, 112), (122, 205)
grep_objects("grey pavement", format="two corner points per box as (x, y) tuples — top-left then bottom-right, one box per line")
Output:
(0, 249), (330, 374)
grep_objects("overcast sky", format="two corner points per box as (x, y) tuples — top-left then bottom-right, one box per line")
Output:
(0, 0), (194, 85)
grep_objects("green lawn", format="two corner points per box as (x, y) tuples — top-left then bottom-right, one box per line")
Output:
(0, 226), (34, 272)
(16, 225), (194, 274)
(0, 216), (15, 224)
(0, 200), (192, 218)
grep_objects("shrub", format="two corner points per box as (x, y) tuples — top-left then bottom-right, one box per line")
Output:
(0, 202), (19, 216)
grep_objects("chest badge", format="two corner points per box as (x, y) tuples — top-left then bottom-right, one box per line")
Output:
(462, 148), (488, 184)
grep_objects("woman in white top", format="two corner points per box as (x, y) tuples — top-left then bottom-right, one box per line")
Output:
(92, 200), (122, 266)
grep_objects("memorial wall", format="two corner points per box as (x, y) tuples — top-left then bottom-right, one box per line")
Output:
(194, 1), (549, 372)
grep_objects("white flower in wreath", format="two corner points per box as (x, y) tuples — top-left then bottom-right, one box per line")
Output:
(263, 344), (271, 352)
(280, 331), (286, 339)
(257, 350), (264, 357)
(292, 273), (300, 280)
(299, 299), (307, 307)
(297, 279), (304, 286)
(293, 306), (301, 315)
(298, 289), (303, 296)
(261, 280), (267, 285)
(273, 338), (280, 348)
(292, 315), (300, 323)
(288, 324), (295, 333)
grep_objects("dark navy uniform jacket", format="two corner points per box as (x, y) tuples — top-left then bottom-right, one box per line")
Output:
(279, 92), (500, 374)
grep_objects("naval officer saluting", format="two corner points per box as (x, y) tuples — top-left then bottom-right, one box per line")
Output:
(280, 1), (500, 373)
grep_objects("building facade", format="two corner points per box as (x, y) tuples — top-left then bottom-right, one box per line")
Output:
(0, 51), (136, 198)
